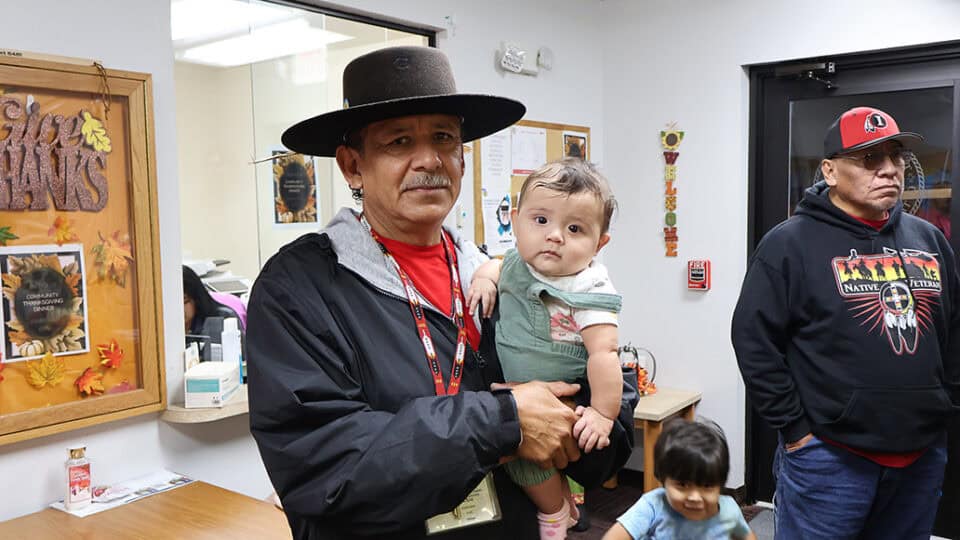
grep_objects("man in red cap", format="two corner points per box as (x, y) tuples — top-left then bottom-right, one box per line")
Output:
(732, 106), (960, 538)
(246, 46), (637, 539)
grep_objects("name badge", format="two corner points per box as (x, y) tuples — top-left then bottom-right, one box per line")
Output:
(425, 473), (501, 535)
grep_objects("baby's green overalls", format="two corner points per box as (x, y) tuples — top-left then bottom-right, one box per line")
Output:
(495, 249), (621, 486)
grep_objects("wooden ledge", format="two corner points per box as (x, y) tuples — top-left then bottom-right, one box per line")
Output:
(161, 385), (248, 424)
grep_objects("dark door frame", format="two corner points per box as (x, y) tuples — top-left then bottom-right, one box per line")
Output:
(745, 40), (960, 508)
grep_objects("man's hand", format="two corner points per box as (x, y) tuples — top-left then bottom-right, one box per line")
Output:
(466, 277), (497, 318)
(498, 381), (581, 469)
(572, 405), (614, 453)
(785, 432), (814, 452)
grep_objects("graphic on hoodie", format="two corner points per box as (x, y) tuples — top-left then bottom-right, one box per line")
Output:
(832, 247), (942, 355)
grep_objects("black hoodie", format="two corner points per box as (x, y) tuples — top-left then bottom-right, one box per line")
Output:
(732, 181), (960, 452)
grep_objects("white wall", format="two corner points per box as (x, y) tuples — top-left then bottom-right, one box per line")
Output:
(599, 0), (960, 489)
(0, 0), (271, 521)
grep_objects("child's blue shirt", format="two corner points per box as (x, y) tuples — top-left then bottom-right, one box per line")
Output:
(617, 487), (751, 540)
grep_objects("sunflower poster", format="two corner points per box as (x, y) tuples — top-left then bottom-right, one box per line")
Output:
(0, 244), (89, 361)
(272, 150), (318, 225)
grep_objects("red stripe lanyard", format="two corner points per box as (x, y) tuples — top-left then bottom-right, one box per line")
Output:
(363, 217), (468, 396)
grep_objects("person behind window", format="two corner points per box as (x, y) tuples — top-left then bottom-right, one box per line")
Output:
(182, 265), (245, 336)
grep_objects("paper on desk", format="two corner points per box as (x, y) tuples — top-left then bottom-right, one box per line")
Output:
(50, 469), (193, 517)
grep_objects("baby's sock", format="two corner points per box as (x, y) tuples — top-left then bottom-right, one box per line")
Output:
(566, 493), (580, 528)
(536, 500), (570, 539)
(560, 480), (579, 528)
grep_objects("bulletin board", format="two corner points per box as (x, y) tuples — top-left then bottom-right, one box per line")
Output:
(472, 120), (590, 255)
(0, 55), (165, 445)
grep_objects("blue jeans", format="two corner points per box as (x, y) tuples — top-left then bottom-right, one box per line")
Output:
(773, 434), (947, 540)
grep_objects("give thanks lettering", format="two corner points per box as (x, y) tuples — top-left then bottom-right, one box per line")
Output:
(0, 96), (109, 211)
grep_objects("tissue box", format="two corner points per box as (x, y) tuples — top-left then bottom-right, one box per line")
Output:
(184, 362), (240, 408)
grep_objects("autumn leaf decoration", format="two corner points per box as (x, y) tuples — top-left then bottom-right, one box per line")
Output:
(48, 216), (79, 246)
(91, 230), (134, 286)
(0, 226), (18, 246)
(27, 352), (65, 389)
(80, 111), (112, 153)
(75, 367), (105, 396)
(0, 360), (5, 383)
(97, 338), (123, 369)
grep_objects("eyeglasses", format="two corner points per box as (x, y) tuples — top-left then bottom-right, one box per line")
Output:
(834, 148), (911, 170)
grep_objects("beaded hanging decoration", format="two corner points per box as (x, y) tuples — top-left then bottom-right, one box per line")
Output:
(660, 126), (684, 257)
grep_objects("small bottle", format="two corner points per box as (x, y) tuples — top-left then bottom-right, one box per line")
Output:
(65, 446), (91, 510)
(220, 317), (242, 379)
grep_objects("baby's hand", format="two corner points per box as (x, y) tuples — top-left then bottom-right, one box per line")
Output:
(465, 277), (497, 318)
(572, 406), (613, 453)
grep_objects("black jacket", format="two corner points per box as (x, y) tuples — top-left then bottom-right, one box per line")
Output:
(733, 182), (960, 452)
(247, 209), (637, 539)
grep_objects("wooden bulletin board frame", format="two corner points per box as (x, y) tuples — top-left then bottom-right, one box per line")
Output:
(0, 56), (165, 445)
(472, 119), (591, 250)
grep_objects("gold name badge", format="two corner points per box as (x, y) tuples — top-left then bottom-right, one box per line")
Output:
(425, 473), (501, 535)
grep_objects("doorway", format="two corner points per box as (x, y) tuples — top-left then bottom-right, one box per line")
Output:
(747, 42), (960, 538)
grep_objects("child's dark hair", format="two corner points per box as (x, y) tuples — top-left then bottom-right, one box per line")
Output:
(517, 158), (617, 233)
(653, 418), (729, 487)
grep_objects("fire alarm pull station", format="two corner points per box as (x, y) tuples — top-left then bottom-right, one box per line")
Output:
(687, 260), (711, 291)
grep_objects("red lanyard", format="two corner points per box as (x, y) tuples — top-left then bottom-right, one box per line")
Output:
(363, 217), (468, 396)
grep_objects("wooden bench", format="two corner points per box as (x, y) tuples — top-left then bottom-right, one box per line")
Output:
(603, 387), (702, 492)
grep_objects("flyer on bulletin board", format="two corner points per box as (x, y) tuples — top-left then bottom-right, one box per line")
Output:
(510, 125), (546, 175)
(0, 243), (90, 362)
(480, 130), (515, 256)
(562, 131), (588, 160)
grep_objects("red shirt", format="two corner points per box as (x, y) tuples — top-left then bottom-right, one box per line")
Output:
(829, 209), (924, 468)
(377, 234), (481, 351)
(821, 437), (924, 468)
(850, 213), (889, 230)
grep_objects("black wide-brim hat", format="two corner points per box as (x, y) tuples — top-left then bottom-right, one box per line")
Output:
(282, 46), (526, 157)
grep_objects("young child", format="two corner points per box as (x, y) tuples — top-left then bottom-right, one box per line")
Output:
(602, 419), (756, 540)
(467, 158), (623, 539)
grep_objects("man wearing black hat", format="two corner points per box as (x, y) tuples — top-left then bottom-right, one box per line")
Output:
(246, 46), (637, 540)
(732, 107), (960, 539)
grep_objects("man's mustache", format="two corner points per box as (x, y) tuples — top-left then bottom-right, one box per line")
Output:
(400, 174), (451, 192)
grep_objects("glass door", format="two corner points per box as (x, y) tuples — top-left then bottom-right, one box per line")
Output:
(748, 44), (960, 538)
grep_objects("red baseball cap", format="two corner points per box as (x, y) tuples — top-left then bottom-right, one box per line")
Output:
(823, 107), (922, 157)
